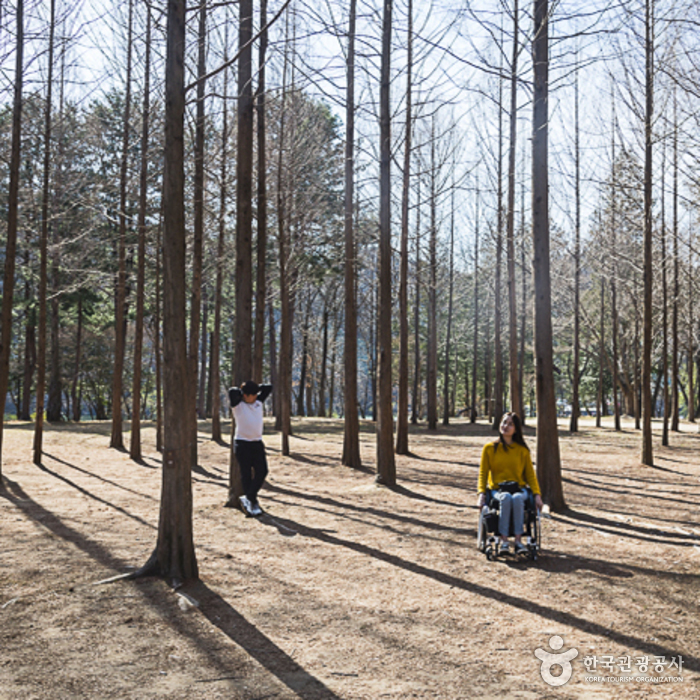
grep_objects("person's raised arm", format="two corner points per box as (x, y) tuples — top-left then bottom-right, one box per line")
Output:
(258, 384), (272, 403)
(228, 387), (243, 408)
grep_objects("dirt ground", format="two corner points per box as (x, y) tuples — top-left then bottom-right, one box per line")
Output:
(1, 415), (699, 700)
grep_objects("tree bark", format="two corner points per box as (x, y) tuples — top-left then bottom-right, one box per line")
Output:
(532, 0), (565, 510)
(253, 0), (268, 382)
(376, 0), (396, 486)
(426, 120), (438, 431)
(150, 0), (198, 585)
(130, 5), (152, 461)
(442, 184), (455, 426)
(506, 0), (521, 420)
(470, 184), (480, 423)
(396, 0), (412, 452)
(228, 0), (255, 501)
(641, 0), (654, 466)
(0, 0), (24, 476)
(110, 0), (134, 450)
(342, 0), (361, 466)
(492, 72), (504, 430)
(569, 59), (580, 433)
(32, 0), (51, 464)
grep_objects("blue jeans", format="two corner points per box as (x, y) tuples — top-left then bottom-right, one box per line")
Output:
(491, 488), (527, 537)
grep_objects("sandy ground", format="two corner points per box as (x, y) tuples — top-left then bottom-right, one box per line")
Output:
(1, 416), (699, 700)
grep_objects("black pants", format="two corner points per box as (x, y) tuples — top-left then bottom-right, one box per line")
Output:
(234, 439), (268, 502)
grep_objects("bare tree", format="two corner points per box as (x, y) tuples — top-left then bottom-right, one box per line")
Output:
(343, 0), (361, 467)
(0, 0), (24, 476)
(396, 0), (412, 453)
(641, 0), (654, 466)
(32, 0), (54, 464)
(130, 3), (152, 462)
(531, 0), (565, 510)
(376, 0), (396, 486)
(110, 0), (134, 451)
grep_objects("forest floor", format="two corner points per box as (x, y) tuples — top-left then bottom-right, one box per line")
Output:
(1, 415), (699, 700)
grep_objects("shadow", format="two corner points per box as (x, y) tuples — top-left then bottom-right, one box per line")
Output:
(287, 453), (334, 467)
(192, 463), (227, 482)
(556, 509), (700, 547)
(1, 478), (138, 570)
(264, 483), (475, 538)
(2, 479), (338, 699)
(189, 581), (344, 700)
(266, 511), (700, 674)
(42, 452), (159, 501)
(33, 460), (156, 530)
(388, 483), (466, 509)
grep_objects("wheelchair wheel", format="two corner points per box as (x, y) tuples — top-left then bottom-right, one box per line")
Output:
(477, 508), (488, 552)
(528, 510), (542, 560)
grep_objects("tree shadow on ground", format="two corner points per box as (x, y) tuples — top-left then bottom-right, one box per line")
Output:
(265, 510), (700, 674)
(1, 478), (343, 700)
(556, 508), (700, 547)
(189, 581), (344, 700)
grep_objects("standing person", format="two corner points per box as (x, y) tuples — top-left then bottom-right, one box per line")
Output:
(477, 412), (543, 554)
(229, 380), (273, 516)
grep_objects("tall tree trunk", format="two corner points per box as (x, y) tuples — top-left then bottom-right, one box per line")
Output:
(442, 183), (454, 426)
(276, 14), (292, 455)
(254, 0), (268, 382)
(610, 89), (621, 431)
(189, 0), (207, 467)
(641, 0), (654, 466)
(70, 295), (83, 422)
(569, 60), (581, 433)
(688, 227), (696, 423)
(492, 72), (504, 430)
(343, 0), (361, 466)
(228, 0), (255, 501)
(518, 184), (527, 423)
(671, 92), (680, 431)
(140, 0), (198, 585)
(376, 0), (396, 485)
(427, 119), (438, 431)
(532, 0), (565, 510)
(33, 0), (53, 462)
(411, 177), (422, 425)
(470, 183), (480, 423)
(506, 0), (521, 419)
(110, 0), (134, 450)
(396, 0), (412, 453)
(661, 142), (669, 446)
(0, 0), (24, 475)
(318, 303), (329, 417)
(21, 269), (36, 422)
(155, 211), (164, 452)
(130, 5), (152, 461)
(197, 291), (209, 419)
(211, 32), (229, 445)
(597, 278), (605, 428)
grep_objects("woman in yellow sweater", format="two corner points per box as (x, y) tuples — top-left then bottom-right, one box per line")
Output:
(477, 412), (543, 554)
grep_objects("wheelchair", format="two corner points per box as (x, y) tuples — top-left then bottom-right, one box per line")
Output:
(477, 484), (541, 561)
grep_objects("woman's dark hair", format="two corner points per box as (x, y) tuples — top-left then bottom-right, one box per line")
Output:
(494, 412), (529, 452)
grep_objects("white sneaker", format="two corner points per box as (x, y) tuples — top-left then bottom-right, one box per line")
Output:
(239, 495), (255, 516)
(250, 501), (263, 516)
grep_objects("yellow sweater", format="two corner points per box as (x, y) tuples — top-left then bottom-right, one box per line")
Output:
(478, 441), (541, 495)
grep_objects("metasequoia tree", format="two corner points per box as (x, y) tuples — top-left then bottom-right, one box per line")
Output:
(569, 60), (581, 433)
(228, 0), (255, 504)
(0, 0), (24, 477)
(131, 0), (197, 585)
(189, 0), (208, 467)
(470, 178), (480, 423)
(376, 0), (396, 485)
(33, 0), (54, 464)
(110, 0), (134, 450)
(531, 0), (565, 510)
(253, 0), (269, 382)
(426, 119), (438, 430)
(343, 0), (361, 466)
(506, 0), (521, 421)
(396, 0), (412, 453)
(130, 4), (152, 462)
(641, 0), (654, 466)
